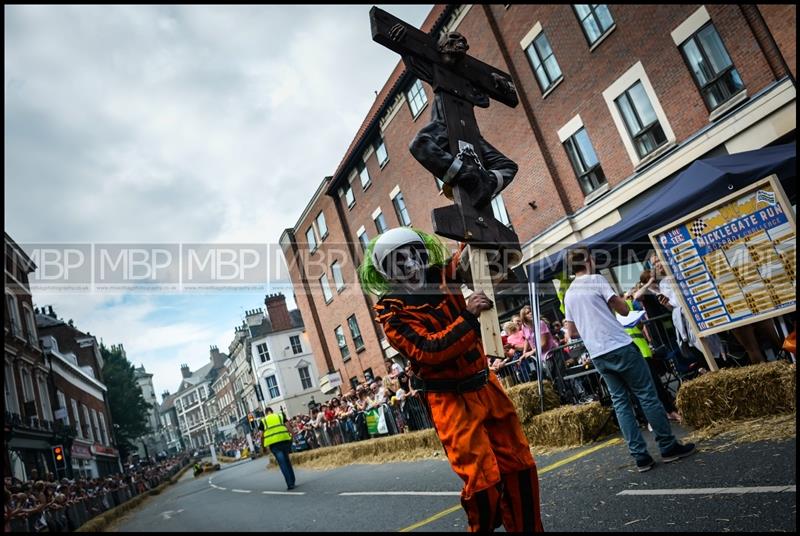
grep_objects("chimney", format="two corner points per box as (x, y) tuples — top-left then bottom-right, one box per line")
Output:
(180, 364), (191, 378)
(209, 345), (225, 368)
(265, 293), (292, 332)
(245, 308), (265, 328)
(162, 390), (170, 402)
(48, 305), (56, 318)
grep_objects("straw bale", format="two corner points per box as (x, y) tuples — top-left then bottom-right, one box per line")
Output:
(504, 381), (561, 425)
(676, 361), (795, 428)
(523, 402), (618, 447)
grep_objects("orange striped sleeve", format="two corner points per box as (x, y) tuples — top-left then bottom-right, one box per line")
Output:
(381, 308), (480, 366)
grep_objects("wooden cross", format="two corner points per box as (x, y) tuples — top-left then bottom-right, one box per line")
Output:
(370, 7), (523, 359)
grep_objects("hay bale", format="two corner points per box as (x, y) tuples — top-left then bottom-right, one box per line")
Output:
(676, 361), (796, 428)
(523, 402), (618, 447)
(504, 381), (561, 425)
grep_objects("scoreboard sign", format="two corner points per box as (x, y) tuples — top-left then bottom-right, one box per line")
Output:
(649, 175), (795, 337)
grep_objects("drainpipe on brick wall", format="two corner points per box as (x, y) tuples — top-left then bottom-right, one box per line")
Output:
(283, 229), (336, 376)
(327, 181), (386, 365)
(739, 5), (795, 85)
(482, 4), (573, 217)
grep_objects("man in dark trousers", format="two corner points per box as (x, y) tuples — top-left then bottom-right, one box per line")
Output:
(258, 407), (296, 490)
(563, 245), (696, 473)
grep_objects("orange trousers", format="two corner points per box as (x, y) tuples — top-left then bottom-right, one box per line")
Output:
(426, 372), (544, 532)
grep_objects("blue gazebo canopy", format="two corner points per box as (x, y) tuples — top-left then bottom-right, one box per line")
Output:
(527, 142), (796, 283)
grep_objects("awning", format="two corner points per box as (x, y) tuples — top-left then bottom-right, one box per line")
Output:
(527, 142), (796, 283)
(8, 437), (52, 450)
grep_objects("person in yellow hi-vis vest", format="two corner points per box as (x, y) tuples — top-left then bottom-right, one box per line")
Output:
(624, 298), (681, 423)
(258, 407), (296, 490)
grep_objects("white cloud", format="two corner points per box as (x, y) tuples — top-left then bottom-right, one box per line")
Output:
(8, 4), (432, 399)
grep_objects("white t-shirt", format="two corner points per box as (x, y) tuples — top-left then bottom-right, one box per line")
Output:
(564, 273), (632, 358)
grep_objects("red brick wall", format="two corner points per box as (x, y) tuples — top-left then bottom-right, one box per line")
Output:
(488, 4), (781, 215)
(757, 4), (796, 80)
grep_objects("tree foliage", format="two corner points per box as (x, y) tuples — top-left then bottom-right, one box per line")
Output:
(100, 343), (152, 459)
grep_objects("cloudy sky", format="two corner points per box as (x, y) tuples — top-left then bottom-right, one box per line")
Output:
(5, 4), (432, 400)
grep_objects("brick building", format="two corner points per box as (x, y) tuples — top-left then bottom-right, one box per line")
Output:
(4, 233), (57, 480)
(281, 5), (795, 391)
(36, 307), (122, 477)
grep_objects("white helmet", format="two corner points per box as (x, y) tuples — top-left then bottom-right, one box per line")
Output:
(371, 227), (425, 279)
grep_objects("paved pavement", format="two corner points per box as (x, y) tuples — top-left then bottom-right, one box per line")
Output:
(111, 426), (796, 532)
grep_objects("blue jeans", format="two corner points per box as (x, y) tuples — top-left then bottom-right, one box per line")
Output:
(592, 343), (678, 461)
(269, 441), (295, 487)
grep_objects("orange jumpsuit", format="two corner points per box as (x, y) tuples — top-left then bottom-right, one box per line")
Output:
(374, 259), (543, 532)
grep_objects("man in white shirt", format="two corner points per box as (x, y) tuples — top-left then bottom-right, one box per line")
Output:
(563, 245), (695, 472)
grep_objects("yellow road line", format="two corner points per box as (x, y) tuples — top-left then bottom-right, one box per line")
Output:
(398, 437), (623, 532)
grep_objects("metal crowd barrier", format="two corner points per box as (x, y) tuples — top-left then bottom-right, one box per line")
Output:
(291, 394), (436, 452)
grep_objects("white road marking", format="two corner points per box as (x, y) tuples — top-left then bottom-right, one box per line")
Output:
(216, 486), (227, 490)
(339, 491), (461, 497)
(232, 489), (251, 493)
(618, 485), (796, 496)
(261, 491), (306, 496)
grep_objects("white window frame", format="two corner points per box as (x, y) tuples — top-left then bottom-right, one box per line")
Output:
(82, 404), (94, 441)
(315, 211), (328, 240)
(264, 375), (280, 399)
(320, 273), (333, 303)
(375, 138), (389, 167)
(91, 408), (101, 443)
(289, 335), (303, 354)
(331, 261), (345, 292)
(22, 304), (38, 347)
(372, 207), (388, 234)
(406, 78), (428, 118)
(4, 361), (19, 415)
(257, 342), (270, 363)
(6, 292), (22, 338)
(71, 399), (82, 438)
(298, 366), (313, 390)
(491, 194), (512, 229)
(37, 375), (53, 422)
(602, 61), (676, 166)
(359, 164), (371, 190)
(306, 226), (318, 253)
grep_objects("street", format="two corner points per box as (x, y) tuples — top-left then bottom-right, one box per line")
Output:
(111, 427), (796, 532)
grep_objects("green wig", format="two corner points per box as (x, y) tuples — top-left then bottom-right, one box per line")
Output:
(358, 228), (450, 296)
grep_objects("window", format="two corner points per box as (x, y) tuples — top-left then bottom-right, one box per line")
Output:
(573, 5), (614, 45)
(344, 184), (355, 208)
(406, 78), (428, 117)
(257, 342), (270, 363)
(491, 194), (512, 229)
(525, 32), (562, 93)
(20, 368), (34, 404)
(175, 398), (182, 412)
(306, 226), (317, 252)
(6, 293), (21, 337)
(331, 261), (345, 291)
(265, 376), (280, 399)
(335, 326), (350, 360)
(316, 211), (328, 240)
(82, 404), (93, 441)
(392, 192), (412, 226)
(56, 391), (67, 422)
(374, 211), (388, 234)
(349, 376), (360, 390)
(614, 81), (667, 159)
(37, 376), (52, 422)
(375, 138), (389, 166)
(563, 127), (607, 195)
(364, 368), (374, 382)
(298, 367), (313, 390)
(23, 305), (37, 346)
(290, 335), (303, 354)
(358, 164), (371, 190)
(680, 23), (744, 111)
(320, 274), (333, 303)
(347, 315), (365, 351)
(91, 409), (101, 442)
(71, 399), (82, 438)
(199, 386), (206, 400)
(358, 229), (370, 252)
(99, 413), (108, 443)
(4, 362), (19, 415)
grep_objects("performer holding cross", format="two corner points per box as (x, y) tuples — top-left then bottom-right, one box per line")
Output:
(360, 8), (544, 532)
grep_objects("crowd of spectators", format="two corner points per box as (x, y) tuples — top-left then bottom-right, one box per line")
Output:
(4, 454), (190, 532)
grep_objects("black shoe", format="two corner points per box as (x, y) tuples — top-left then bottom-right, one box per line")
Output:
(661, 442), (696, 463)
(287, 484), (295, 490)
(636, 454), (655, 473)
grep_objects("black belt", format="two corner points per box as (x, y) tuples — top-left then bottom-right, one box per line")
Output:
(410, 368), (489, 393)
